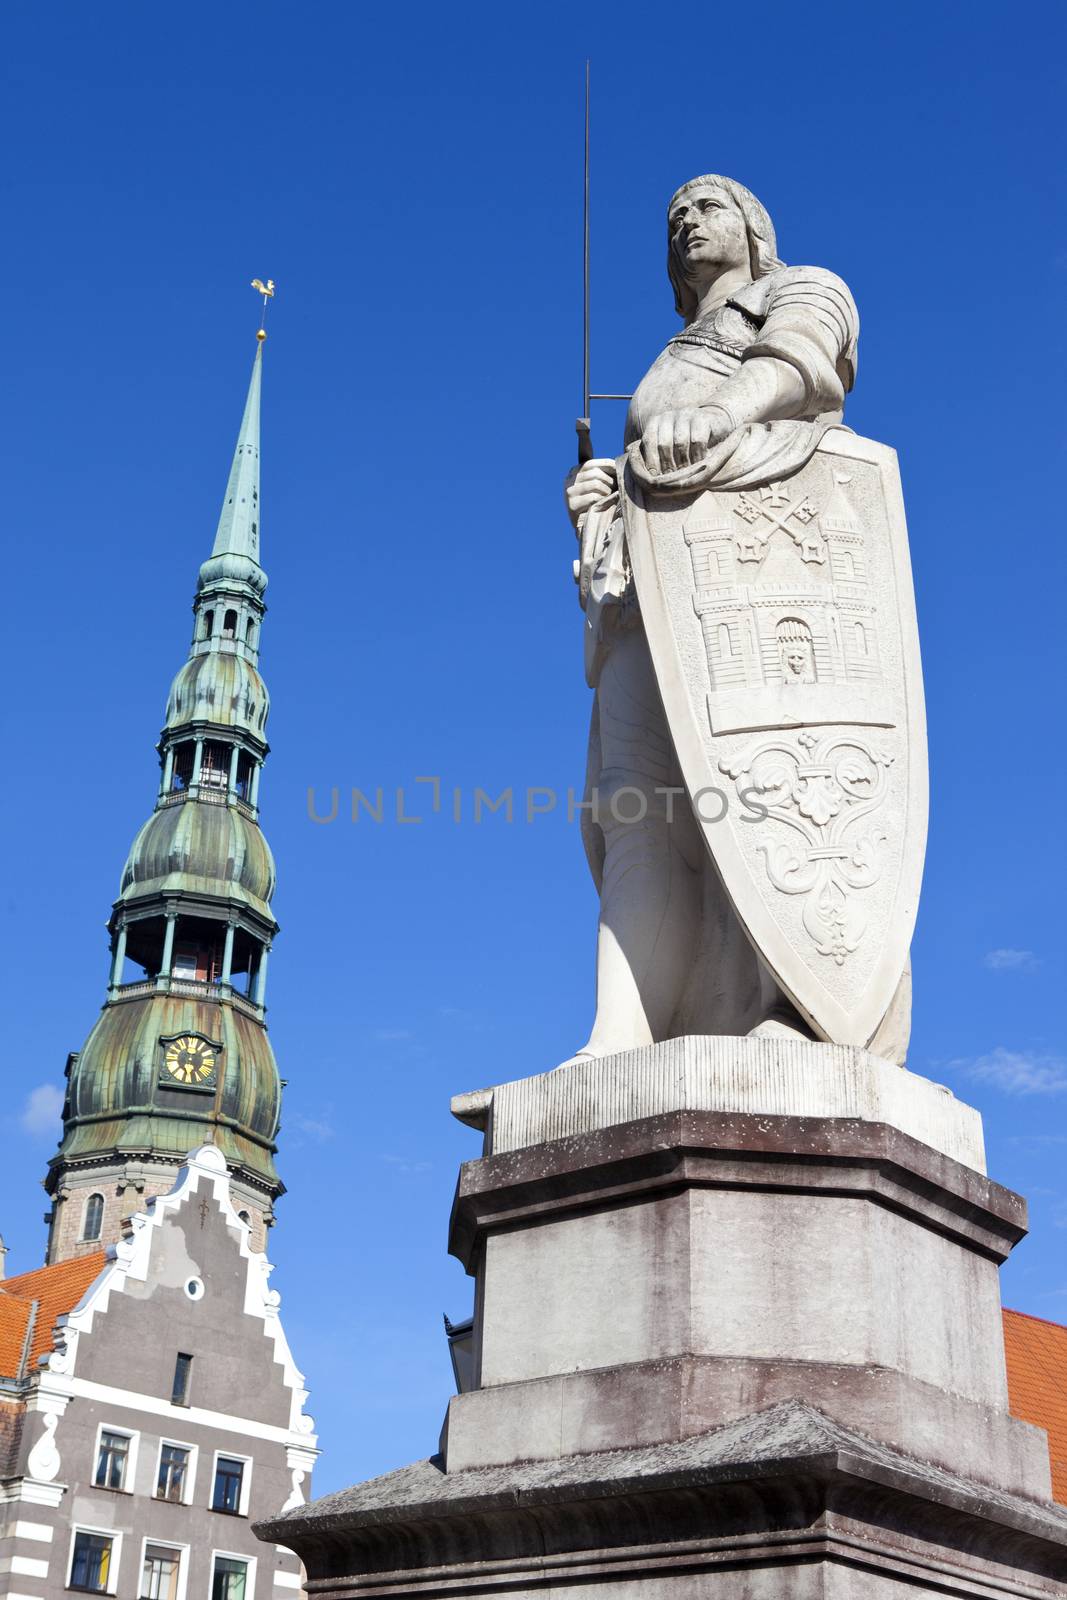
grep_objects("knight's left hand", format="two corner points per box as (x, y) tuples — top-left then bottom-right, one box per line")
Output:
(640, 408), (731, 476)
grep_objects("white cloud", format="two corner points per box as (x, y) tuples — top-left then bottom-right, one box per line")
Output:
(21, 1083), (64, 1134)
(952, 1047), (1067, 1096)
(381, 1154), (432, 1175)
(983, 948), (1038, 971)
(292, 1114), (335, 1142)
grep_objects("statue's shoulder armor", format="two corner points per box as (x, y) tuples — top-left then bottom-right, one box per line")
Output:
(732, 265), (859, 391)
(731, 265), (857, 329)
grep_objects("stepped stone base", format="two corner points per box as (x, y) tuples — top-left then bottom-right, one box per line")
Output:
(263, 1039), (1066, 1597)
(452, 1034), (986, 1170)
(448, 1039), (1044, 1498)
(262, 1400), (1067, 1597)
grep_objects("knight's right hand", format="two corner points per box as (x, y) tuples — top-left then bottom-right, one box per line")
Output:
(565, 458), (618, 531)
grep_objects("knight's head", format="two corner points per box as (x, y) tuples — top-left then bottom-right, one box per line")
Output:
(776, 615), (814, 680)
(666, 175), (782, 321)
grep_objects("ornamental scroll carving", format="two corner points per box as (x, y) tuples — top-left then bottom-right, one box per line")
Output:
(721, 730), (893, 965)
(27, 1410), (62, 1482)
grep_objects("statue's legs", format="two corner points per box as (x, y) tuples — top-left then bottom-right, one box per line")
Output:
(577, 626), (703, 1056)
(577, 625), (813, 1057)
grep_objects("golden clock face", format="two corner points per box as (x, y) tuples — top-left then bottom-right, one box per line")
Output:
(163, 1035), (217, 1086)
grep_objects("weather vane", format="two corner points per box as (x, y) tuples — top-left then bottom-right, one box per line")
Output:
(251, 278), (276, 342)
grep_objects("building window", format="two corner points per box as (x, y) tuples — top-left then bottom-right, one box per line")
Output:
(199, 740), (230, 790)
(156, 1442), (190, 1503)
(212, 1455), (245, 1514)
(141, 1543), (181, 1600)
(235, 751), (254, 800)
(70, 1530), (115, 1593)
(171, 1351), (193, 1406)
(223, 609), (238, 639)
(170, 942), (222, 984)
(83, 1193), (105, 1242)
(171, 943), (206, 981)
(202, 609), (215, 640)
(211, 1556), (249, 1600)
(94, 1428), (131, 1490)
(171, 743), (195, 792)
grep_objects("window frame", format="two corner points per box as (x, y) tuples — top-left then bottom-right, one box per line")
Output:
(170, 1352), (194, 1408)
(198, 740), (230, 790)
(82, 1192), (105, 1242)
(138, 1536), (189, 1600)
(91, 1422), (139, 1495)
(154, 1436), (199, 1506)
(209, 1449), (252, 1517)
(208, 1550), (256, 1600)
(171, 742), (195, 792)
(67, 1523), (123, 1596)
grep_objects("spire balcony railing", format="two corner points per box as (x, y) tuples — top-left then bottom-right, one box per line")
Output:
(156, 787), (258, 821)
(109, 978), (157, 1001)
(108, 975), (265, 1019)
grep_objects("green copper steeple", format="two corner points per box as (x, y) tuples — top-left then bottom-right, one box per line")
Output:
(44, 335), (285, 1265)
(211, 340), (262, 564)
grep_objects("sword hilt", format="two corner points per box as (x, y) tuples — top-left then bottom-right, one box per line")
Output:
(576, 416), (593, 465)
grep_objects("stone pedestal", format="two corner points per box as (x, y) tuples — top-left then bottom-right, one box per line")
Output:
(262, 1039), (1067, 1596)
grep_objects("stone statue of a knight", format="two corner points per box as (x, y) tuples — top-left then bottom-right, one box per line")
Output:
(564, 175), (927, 1064)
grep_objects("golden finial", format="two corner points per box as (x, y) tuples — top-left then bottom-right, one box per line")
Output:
(251, 278), (276, 341)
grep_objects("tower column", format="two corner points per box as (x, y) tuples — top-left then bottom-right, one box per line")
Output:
(255, 944), (270, 1007)
(228, 743), (241, 799)
(250, 760), (262, 809)
(161, 745), (175, 795)
(192, 736), (204, 788)
(221, 921), (236, 988)
(108, 923), (128, 990)
(159, 907), (177, 988)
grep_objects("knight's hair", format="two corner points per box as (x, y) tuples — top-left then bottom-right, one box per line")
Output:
(667, 175), (783, 320)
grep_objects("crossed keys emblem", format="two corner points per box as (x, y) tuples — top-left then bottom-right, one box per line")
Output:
(733, 482), (825, 565)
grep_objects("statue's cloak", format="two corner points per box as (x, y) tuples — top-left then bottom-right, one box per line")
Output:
(623, 427), (927, 1046)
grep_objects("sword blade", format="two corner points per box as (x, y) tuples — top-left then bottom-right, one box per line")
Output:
(576, 60), (593, 465)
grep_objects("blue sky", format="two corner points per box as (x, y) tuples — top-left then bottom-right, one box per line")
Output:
(1, 1), (1065, 1496)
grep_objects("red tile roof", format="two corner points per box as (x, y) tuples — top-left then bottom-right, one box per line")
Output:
(0, 1253), (108, 1376)
(1004, 1308), (1067, 1505)
(0, 1293), (34, 1378)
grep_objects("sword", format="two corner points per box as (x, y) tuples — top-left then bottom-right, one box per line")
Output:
(577, 61), (592, 465)
(575, 60), (631, 467)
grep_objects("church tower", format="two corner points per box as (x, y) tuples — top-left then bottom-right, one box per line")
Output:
(44, 327), (285, 1264)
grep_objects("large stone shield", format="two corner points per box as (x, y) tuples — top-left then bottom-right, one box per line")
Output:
(624, 430), (927, 1046)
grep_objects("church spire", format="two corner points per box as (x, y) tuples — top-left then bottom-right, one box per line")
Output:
(44, 307), (285, 1266)
(211, 342), (263, 565)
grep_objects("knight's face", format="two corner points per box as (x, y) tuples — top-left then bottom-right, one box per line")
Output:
(669, 185), (749, 283)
